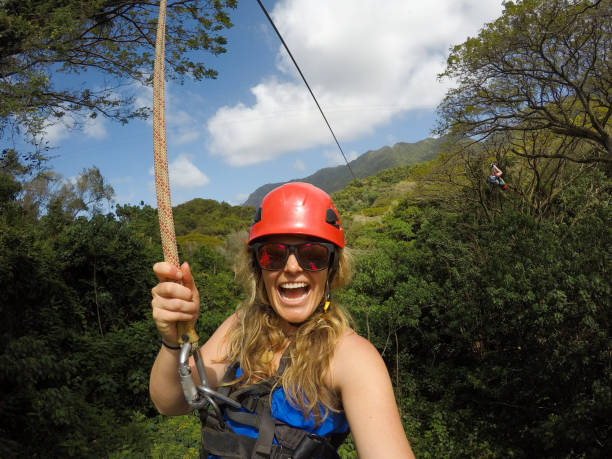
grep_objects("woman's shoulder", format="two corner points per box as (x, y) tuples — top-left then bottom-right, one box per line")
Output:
(209, 311), (240, 342)
(199, 312), (239, 361)
(330, 329), (387, 390)
(335, 328), (374, 350)
(336, 328), (381, 353)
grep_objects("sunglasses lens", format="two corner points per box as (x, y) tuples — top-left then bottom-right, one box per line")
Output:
(297, 243), (330, 271)
(257, 244), (287, 270)
(256, 242), (332, 271)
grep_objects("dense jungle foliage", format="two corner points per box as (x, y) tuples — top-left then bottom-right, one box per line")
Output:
(1, 140), (610, 457)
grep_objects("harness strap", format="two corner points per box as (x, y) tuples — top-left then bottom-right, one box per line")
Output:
(202, 428), (341, 459)
(202, 428), (255, 458)
(231, 380), (274, 407)
(201, 350), (346, 459)
(274, 424), (306, 450)
(224, 407), (261, 428)
(251, 402), (275, 458)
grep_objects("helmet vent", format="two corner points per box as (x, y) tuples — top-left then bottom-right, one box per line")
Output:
(326, 208), (340, 229)
(251, 207), (262, 226)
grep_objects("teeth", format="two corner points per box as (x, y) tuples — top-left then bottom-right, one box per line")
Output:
(280, 282), (307, 289)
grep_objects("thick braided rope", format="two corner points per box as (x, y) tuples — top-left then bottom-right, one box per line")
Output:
(153, 0), (198, 345)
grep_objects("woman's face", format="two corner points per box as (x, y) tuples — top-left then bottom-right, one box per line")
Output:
(259, 235), (329, 329)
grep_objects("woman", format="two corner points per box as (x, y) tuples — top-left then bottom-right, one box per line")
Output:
(150, 182), (414, 458)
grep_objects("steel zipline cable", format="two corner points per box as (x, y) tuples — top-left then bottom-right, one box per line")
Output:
(153, 0), (198, 345)
(256, 0), (358, 182)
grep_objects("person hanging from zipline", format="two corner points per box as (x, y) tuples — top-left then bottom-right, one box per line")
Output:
(149, 183), (415, 459)
(487, 163), (508, 190)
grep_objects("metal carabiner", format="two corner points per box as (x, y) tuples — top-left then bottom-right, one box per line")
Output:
(178, 342), (242, 417)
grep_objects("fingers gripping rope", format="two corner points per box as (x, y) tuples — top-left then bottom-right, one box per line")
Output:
(153, 0), (198, 345)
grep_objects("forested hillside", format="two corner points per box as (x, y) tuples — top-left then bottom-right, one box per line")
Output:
(1, 0), (610, 457)
(243, 137), (444, 207)
(173, 198), (254, 251)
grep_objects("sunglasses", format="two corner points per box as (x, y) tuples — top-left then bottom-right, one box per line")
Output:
(251, 241), (335, 271)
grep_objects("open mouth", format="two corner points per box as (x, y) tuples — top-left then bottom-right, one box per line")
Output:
(278, 282), (310, 301)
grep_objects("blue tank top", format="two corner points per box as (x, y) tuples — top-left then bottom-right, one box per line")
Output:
(209, 366), (349, 458)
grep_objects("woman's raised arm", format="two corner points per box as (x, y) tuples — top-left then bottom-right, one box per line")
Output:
(333, 332), (415, 459)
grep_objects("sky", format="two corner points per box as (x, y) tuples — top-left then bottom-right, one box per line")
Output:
(16, 0), (505, 208)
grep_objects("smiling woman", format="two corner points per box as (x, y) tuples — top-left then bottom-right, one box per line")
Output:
(149, 182), (414, 458)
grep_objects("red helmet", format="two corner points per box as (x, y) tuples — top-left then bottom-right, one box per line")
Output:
(248, 182), (345, 247)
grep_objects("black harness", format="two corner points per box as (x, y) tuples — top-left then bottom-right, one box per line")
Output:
(199, 355), (349, 459)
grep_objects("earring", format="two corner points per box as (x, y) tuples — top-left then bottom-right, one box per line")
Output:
(323, 280), (331, 312)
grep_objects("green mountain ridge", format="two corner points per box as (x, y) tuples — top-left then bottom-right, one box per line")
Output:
(242, 137), (447, 207)
(168, 138), (439, 250)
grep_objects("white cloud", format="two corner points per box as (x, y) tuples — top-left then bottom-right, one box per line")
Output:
(168, 154), (210, 189)
(207, 0), (503, 166)
(110, 175), (134, 185)
(294, 159), (306, 171)
(114, 190), (139, 206)
(229, 192), (250, 206)
(83, 115), (107, 139)
(41, 119), (73, 144)
(170, 110), (202, 145)
(385, 134), (398, 146)
(323, 148), (358, 166)
(64, 175), (79, 186)
(135, 79), (203, 146)
(133, 77), (153, 113)
(39, 112), (108, 145)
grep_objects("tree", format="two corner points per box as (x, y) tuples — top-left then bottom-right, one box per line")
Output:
(52, 166), (115, 218)
(417, 133), (602, 222)
(0, 0), (237, 141)
(0, 148), (50, 221)
(436, 0), (612, 165)
(0, 157), (246, 457)
(14, 164), (114, 219)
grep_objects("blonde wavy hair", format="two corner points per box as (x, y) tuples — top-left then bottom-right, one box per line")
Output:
(224, 239), (354, 423)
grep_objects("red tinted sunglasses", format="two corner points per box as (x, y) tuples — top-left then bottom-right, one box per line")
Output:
(251, 241), (335, 271)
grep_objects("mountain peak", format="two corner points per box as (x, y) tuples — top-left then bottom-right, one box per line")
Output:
(242, 137), (446, 207)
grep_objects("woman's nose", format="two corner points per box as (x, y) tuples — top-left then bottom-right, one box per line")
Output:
(284, 253), (302, 272)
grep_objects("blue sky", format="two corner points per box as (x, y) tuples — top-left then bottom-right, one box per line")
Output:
(18, 0), (504, 207)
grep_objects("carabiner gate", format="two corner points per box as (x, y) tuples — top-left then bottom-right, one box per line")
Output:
(178, 342), (242, 419)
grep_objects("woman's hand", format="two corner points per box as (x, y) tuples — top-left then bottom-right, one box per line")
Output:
(151, 261), (200, 346)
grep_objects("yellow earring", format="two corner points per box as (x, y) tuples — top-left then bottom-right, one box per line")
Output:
(323, 280), (331, 312)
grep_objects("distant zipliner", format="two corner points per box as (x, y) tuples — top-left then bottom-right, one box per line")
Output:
(487, 163), (508, 191)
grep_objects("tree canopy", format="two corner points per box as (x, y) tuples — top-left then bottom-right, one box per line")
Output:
(0, 0), (237, 141)
(436, 0), (612, 165)
(2, 136), (610, 458)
